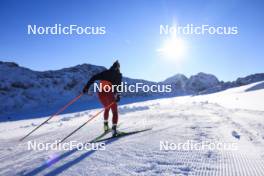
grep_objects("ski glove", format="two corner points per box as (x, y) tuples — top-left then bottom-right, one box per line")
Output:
(82, 85), (89, 94)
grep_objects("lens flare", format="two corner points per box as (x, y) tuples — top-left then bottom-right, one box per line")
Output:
(157, 37), (187, 62)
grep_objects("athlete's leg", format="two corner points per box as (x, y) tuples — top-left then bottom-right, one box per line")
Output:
(111, 102), (118, 125)
(107, 92), (118, 125)
(98, 92), (110, 121)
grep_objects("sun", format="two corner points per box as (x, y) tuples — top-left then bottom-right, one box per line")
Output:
(157, 37), (187, 62)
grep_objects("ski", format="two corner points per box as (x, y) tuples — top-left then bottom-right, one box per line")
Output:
(87, 123), (122, 143)
(93, 128), (152, 143)
(88, 130), (111, 143)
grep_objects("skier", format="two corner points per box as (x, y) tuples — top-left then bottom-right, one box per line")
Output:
(82, 60), (122, 137)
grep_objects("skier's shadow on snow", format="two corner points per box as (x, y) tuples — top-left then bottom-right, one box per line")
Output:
(24, 138), (120, 176)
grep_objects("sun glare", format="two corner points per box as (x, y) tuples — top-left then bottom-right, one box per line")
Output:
(157, 37), (187, 62)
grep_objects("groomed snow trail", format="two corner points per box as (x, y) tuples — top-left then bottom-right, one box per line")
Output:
(0, 83), (264, 176)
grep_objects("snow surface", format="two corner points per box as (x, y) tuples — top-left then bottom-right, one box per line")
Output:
(0, 82), (264, 175)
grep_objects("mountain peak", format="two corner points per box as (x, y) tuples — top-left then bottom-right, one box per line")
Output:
(0, 61), (19, 68)
(163, 73), (188, 83)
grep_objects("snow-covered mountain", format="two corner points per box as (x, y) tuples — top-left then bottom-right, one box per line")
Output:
(185, 72), (219, 93)
(0, 81), (263, 175)
(199, 73), (264, 94)
(162, 74), (188, 95)
(160, 72), (220, 95)
(0, 61), (160, 117)
(0, 61), (105, 116)
(1, 61), (264, 118)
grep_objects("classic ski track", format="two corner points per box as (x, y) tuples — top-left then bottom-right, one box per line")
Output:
(0, 100), (264, 175)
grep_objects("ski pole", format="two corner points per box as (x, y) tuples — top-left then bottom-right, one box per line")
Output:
(19, 93), (83, 141)
(57, 101), (115, 144)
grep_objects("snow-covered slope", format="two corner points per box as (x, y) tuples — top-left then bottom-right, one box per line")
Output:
(187, 81), (264, 111)
(0, 81), (263, 175)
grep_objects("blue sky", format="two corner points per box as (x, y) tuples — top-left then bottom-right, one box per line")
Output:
(0, 0), (263, 81)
